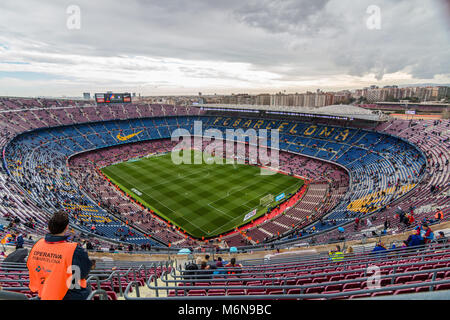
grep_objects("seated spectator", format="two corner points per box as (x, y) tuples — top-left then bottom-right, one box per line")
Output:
(328, 245), (344, 261)
(197, 261), (213, 280)
(212, 257), (227, 275)
(215, 257), (224, 268)
(200, 261), (210, 270)
(422, 223), (434, 244)
(408, 213), (415, 226)
(414, 224), (423, 236)
(225, 257), (241, 267)
(225, 258), (242, 274)
(406, 231), (424, 247)
(202, 254), (217, 269)
(436, 232), (447, 244)
(383, 219), (390, 232)
(184, 261), (199, 281)
(430, 209), (444, 223)
(85, 241), (94, 251)
(15, 233), (24, 249)
(372, 242), (387, 255)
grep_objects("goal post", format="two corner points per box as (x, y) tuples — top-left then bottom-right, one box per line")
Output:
(260, 194), (274, 207)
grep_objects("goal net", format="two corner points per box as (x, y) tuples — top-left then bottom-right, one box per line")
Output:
(260, 194), (274, 207)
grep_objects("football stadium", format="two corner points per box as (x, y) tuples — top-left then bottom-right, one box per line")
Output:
(0, 0), (449, 309)
(0, 98), (448, 302)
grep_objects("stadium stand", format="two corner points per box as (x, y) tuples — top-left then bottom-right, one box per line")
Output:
(3, 110), (429, 246)
(0, 96), (448, 300)
(119, 242), (450, 300)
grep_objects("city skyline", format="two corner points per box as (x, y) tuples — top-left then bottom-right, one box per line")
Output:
(3, 83), (450, 102)
(140, 84), (450, 108)
(0, 0), (449, 97)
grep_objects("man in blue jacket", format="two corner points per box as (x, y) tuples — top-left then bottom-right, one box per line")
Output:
(371, 242), (387, 255)
(16, 233), (24, 249)
(406, 232), (423, 247)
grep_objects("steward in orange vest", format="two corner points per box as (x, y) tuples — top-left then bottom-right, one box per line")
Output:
(27, 211), (93, 300)
(435, 210), (444, 221)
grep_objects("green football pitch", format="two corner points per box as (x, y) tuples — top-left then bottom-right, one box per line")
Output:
(101, 150), (304, 239)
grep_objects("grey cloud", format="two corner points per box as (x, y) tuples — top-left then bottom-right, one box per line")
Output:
(0, 0), (448, 94)
(232, 0), (333, 35)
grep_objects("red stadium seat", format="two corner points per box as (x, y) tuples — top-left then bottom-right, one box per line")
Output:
(187, 289), (206, 296)
(349, 293), (371, 299)
(328, 275), (343, 282)
(296, 278), (312, 285)
(394, 276), (412, 285)
(208, 289), (226, 296)
(107, 291), (118, 300)
(394, 288), (416, 295)
(195, 282), (210, 287)
(411, 273), (429, 282)
(324, 284), (342, 292)
(268, 290), (285, 295)
(371, 290), (394, 297)
(210, 281), (226, 286)
(344, 273), (360, 280)
(311, 277), (328, 284)
(246, 289), (266, 295)
(305, 287), (323, 294)
(227, 289), (246, 296)
(342, 282), (362, 290)
(436, 283), (450, 291)
(287, 289), (301, 295)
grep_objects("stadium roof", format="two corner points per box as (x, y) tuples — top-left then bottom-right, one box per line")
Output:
(195, 104), (388, 121)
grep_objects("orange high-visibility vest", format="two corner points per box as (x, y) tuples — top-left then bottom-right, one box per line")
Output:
(27, 238), (87, 300)
(435, 211), (444, 220)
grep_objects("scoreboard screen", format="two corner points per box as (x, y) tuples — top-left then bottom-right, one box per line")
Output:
(95, 93), (105, 103)
(95, 92), (131, 104)
(105, 93), (124, 103)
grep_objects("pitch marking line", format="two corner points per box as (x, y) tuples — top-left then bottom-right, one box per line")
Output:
(140, 166), (212, 190)
(103, 167), (210, 234)
(207, 203), (235, 220)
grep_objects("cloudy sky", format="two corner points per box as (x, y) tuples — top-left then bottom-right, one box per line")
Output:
(0, 0), (449, 97)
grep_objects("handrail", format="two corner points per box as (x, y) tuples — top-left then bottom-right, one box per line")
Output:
(1, 246), (447, 281)
(88, 266), (136, 297)
(86, 289), (109, 300)
(221, 243), (448, 268)
(158, 266), (450, 293)
(0, 290), (29, 300)
(124, 277), (450, 300)
(173, 250), (450, 280)
(123, 279), (142, 299)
